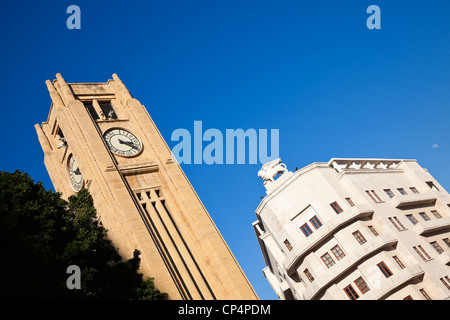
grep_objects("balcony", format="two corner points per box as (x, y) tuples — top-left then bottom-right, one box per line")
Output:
(283, 204), (374, 275)
(359, 264), (424, 300)
(301, 233), (398, 300)
(390, 192), (437, 209)
(262, 267), (283, 299)
(414, 217), (450, 235)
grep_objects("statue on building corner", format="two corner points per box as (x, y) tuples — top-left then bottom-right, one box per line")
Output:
(258, 158), (287, 185)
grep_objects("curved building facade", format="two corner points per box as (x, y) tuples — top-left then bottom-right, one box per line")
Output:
(253, 158), (450, 300)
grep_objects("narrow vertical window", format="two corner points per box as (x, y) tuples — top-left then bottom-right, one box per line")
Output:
(83, 101), (100, 120)
(284, 239), (293, 251)
(389, 217), (406, 231)
(406, 214), (418, 225)
(443, 238), (450, 248)
(371, 190), (382, 202)
(331, 245), (346, 261)
(393, 256), (405, 269)
(309, 216), (322, 230)
(441, 277), (450, 291)
(352, 230), (367, 245)
(403, 295), (414, 300)
(419, 245), (431, 260)
(419, 289), (432, 300)
(397, 188), (408, 195)
(300, 223), (313, 237)
(410, 187), (419, 194)
(413, 246), (431, 261)
(330, 201), (343, 214)
(320, 252), (335, 268)
(431, 210), (442, 218)
(419, 212), (430, 221)
(394, 217), (406, 230)
(354, 277), (370, 294)
(368, 225), (379, 236)
(366, 190), (382, 203)
(304, 269), (314, 282)
(389, 217), (400, 230)
(345, 197), (355, 206)
(366, 190), (377, 203)
(430, 241), (444, 254)
(377, 261), (393, 278)
(384, 189), (395, 198)
(343, 285), (359, 300)
(98, 101), (118, 119)
(426, 181), (440, 191)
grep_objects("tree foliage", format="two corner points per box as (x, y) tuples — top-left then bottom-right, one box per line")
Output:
(0, 170), (168, 300)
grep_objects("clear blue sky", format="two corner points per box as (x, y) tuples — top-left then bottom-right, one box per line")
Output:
(1, 1), (449, 300)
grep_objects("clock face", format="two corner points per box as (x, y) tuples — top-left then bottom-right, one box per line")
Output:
(68, 155), (83, 192)
(103, 128), (142, 157)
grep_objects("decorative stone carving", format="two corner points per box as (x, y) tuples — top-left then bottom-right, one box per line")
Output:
(258, 158), (287, 184)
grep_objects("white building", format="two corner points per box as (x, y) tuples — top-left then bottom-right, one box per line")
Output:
(253, 158), (450, 300)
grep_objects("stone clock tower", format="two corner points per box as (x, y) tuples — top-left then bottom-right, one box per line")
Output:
(35, 73), (258, 300)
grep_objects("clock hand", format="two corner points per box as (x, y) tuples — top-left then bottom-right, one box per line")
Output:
(118, 139), (138, 149)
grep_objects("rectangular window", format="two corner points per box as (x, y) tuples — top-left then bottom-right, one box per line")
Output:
(419, 289), (432, 300)
(413, 246), (431, 261)
(309, 216), (323, 230)
(345, 197), (355, 207)
(443, 238), (450, 248)
(343, 284), (359, 300)
(419, 212), (430, 221)
(394, 217), (406, 230)
(366, 190), (382, 203)
(321, 252), (335, 269)
(393, 256), (405, 269)
(406, 214), (418, 225)
(352, 230), (367, 245)
(354, 277), (370, 294)
(377, 261), (393, 278)
(430, 241), (444, 254)
(368, 225), (379, 236)
(330, 201), (343, 214)
(397, 188), (408, 195)
(426, 181), (440, 191)
(413, 246), (426, 261)
(431, 210), (442, 219)
(389, 217), (406, 231)
(56, 127), (65, 139)
(331, 245), (346, 261)
(440, 277), (450, 291)
(300, 223), (313, 237)
(83, 101), (100, 120)
(366, 190), (377, 203)
(284, 239), (293, 251)
(304, 269), (314, 282)
(384, 189), (395, 198)
(371, 190), (382, 202)
(410, 187), (419, 194)
(403, 295), (414, 300)
(419, 245), (431, 260)
(98, 101), (118, 119)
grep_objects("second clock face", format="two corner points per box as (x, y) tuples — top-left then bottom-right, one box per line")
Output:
(68, 155), (83, 192)
(103, 128), (142, 157)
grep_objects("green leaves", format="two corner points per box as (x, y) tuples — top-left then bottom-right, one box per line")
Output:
(0, 170), (167, 300)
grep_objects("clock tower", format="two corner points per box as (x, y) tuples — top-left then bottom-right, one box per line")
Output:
(35, 73), (258, 300)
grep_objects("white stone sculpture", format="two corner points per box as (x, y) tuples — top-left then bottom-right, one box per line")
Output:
(258, 158), (287, 184)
